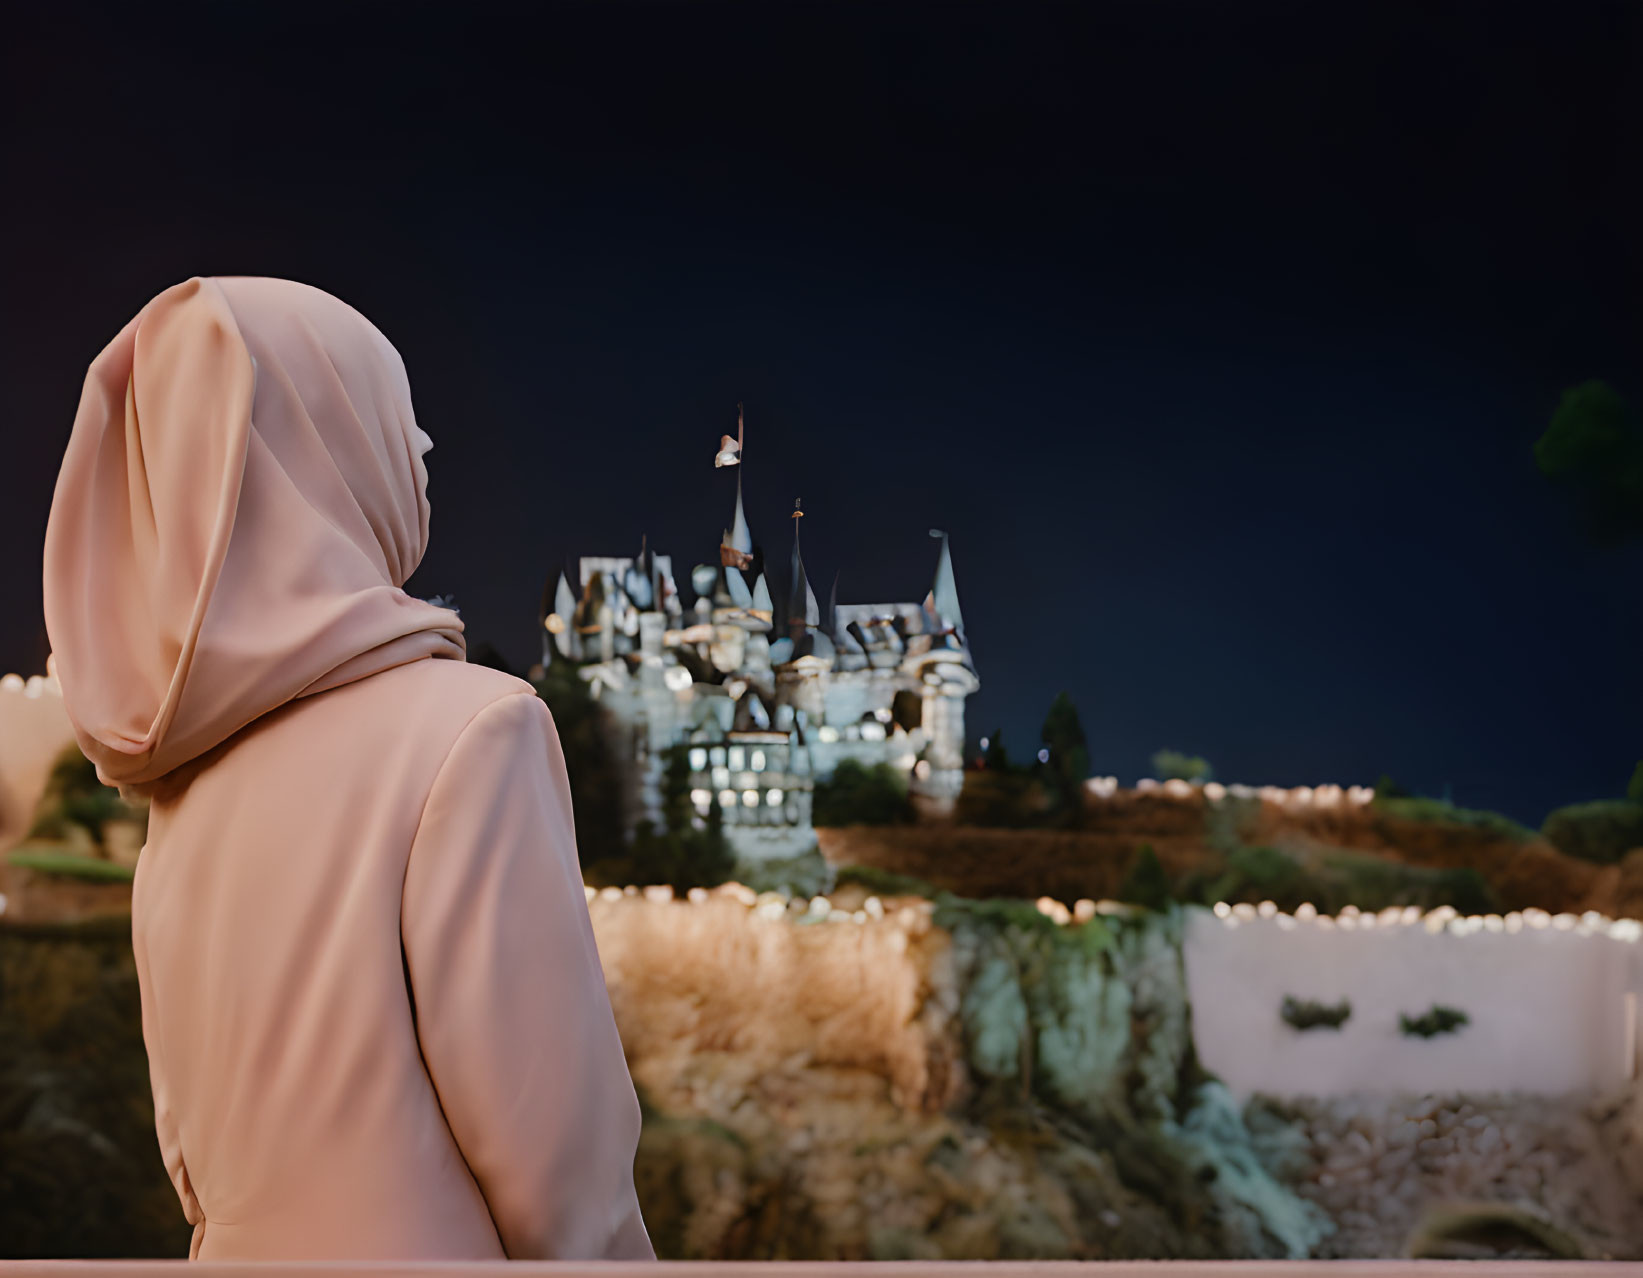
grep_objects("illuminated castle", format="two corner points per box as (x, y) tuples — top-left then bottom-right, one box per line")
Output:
(534, 460), (978, 863)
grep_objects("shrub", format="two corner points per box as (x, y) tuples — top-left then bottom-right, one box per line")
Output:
(1152, 749), (1213, 783)
(1280, 996), (1351, 1031)
(1629, 761), (1643, 805)
(1400, 1005), (1469, 1038)
(1372, 794), (1536, 842)
(812, 759), (913, 827)
(1117, 844), (1173, 912)
(1542, 800), (1643, 864)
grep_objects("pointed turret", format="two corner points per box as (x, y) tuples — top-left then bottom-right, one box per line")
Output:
(751, 573), (773, 622)
(551, 571), (579, 659)
(925, 529), (965, 640)
(787, 499), (820, 638)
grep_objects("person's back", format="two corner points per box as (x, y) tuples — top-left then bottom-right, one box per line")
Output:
(42, 277), (654, 1261)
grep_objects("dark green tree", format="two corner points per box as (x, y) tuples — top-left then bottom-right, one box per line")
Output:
(532, 663), (626, 868)
(1117, 844), (1173, 912)
(1628, 761), (1643, 805)
(1534, 380), (1643, 544)
(1039, 692), (1090, 815)
(983, 728), (1011, 771)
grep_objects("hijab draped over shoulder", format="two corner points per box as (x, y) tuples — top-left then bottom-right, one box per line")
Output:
(43, 277), (465, 792)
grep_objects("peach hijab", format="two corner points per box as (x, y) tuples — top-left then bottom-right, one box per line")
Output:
(43, 277), (465, 792)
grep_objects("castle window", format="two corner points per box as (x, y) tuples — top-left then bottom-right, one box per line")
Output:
(766, 788), (784, 807)
(711, 766), (730, 788)
(691, 789), (712, 813)
(710, 746), (726, 766)
(718, 789), (737, 809)
(727, 746), (746, 771)
(751, 749), (766, 771)
(737, 772), (757, 790)
(817, 726), (839, 743)
(689, 748), (708, 772)
(861, 721), (887, 742)
(741, 790), (759, 808)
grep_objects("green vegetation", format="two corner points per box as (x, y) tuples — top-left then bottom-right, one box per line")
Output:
(1198, 844), (1498, 916)
(1370, 793), (1536, 842)
(1152, 749), (1214, 783)
(1630, 761), (1643, 805)
(24, 744), (146, 849)
(957, 694), (1092, 829)
(1534, 379), (1643, 545)
(1400, 1005), (1469, 1039)
(6, 846), (136, 882)
(532, 665), (627, 867)
(1039, 692), (1091, 816)
(832, 864), (939, 899)
(812, 759), (913, 827)
(1116, 844), (1172, 913)
(1279, 996), (1351, 1032)
(1542, 799), (1643, 865)
(616, 746), (736, 891)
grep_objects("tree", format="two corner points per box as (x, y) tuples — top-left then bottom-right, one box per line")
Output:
(1118, 844), (1173, 912)
(1534, 380), (1643, 544)
(532, 663), (626, 867)
(1152, 749), (1213, 783)
(1039, 692), (1091, 814)
(983, 728), (1011, 771)
(1628, 761), (1643, 805)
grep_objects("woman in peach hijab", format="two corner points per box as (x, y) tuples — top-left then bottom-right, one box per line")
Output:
(41, 278), (654, 1262)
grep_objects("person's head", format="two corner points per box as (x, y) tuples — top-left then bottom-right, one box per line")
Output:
(44, 277), (465, 793)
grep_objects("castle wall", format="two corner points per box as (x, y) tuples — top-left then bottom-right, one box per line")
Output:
(1183, 903), (1643, 1099)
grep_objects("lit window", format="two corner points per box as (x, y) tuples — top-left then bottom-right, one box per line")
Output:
(710, 747), (726, 766)
(874, 707), (893, 723)
(742, 790), (759, 807)
(1038, 748), (1050, 763)
(914, 760), (932, 781)
(727, 746), (746, 771)
(817, 726), (839, 743)
(718, 789), (737, 808)
(861, 721), (886, 742)
(689, 748), (708, 772)
(691, 789), (712, 811)
(751, 749), (766, 771)
(767, 788), (784, 807)
(711, 766), (730, 788)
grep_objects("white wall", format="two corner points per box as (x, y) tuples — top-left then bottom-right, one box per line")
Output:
(1184, 905), (1643, 1099)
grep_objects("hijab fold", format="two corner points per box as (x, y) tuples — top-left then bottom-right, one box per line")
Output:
(44, 277), (464, 791)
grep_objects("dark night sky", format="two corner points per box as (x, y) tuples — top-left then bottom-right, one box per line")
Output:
(2, 2), (1640, 824)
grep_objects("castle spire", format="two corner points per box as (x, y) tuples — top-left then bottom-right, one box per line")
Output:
(925, 528), (965, 638)
(787, 498), (819, 637)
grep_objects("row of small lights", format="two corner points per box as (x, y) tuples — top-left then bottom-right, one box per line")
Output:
(0, 673), (55, 699)
(1210, 898), (1643, 941)
(582, 880), (930, 926)
(1087, 776), (1378, 807)
(579, 881), (1643, 943)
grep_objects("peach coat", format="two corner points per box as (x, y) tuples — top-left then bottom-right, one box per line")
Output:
(41, 277), (653, 1262)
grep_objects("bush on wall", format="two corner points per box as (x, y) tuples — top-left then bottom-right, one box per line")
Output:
(1280, 996), (1351, 1031)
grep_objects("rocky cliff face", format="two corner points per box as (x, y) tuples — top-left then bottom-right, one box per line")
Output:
(595, 884), (1329, 1260)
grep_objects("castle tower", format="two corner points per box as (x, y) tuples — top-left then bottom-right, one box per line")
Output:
(909, 531), (979, 816)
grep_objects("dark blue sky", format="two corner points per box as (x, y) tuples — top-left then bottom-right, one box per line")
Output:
(2, 1), (1639, 823)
